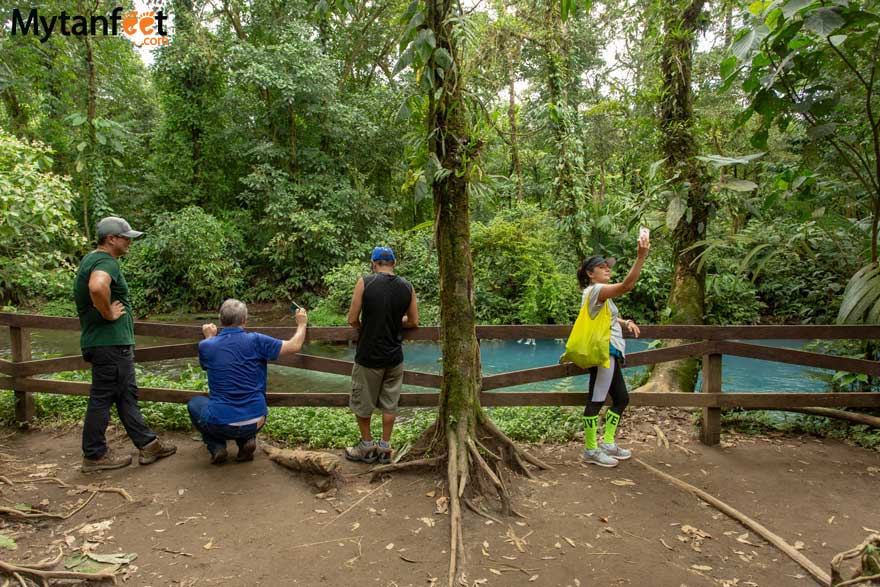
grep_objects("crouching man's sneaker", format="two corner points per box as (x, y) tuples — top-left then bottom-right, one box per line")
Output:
(582, 448), (619, 468)
(599, 442), (632, 461)
(82, 449), (132, 473)
(138, 438), (177, 465)
(344, 440), (377, 464)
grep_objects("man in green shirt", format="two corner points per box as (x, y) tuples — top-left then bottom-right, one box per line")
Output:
(74, 217), (176, 472)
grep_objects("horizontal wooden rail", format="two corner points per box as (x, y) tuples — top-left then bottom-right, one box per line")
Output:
(482, 342), (712, 390)
(716, 341), (880, 377)
(0, 358), (14, 376)
(3, 378), (879, 409)
(3, 313), (880, 341)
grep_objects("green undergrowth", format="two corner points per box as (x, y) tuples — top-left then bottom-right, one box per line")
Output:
(721, 409), (880, 450)
(0, 368), (585, 448)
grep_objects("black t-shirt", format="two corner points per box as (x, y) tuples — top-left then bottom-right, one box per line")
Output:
(355, 273), (413, 368)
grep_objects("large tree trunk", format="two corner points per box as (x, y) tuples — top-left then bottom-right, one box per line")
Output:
(370, 3), (549, 584)
(637, 0), (710, 394)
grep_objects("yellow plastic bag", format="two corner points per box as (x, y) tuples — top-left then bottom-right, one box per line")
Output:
(560, 286), (611, 368)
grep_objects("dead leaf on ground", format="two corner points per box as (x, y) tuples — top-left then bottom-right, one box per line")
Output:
(610, 479), (636, 487)
(691, 564), (713, 572)
(434, 496), (449, 515)
(203, 538), (214, 550)
(736, 532), (761, 547)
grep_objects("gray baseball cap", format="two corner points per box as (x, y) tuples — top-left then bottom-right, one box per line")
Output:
(96, 217), (143, 239)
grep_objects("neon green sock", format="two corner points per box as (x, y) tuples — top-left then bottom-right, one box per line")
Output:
(603, 409), (622, 445)
(584, 416), (599, 450)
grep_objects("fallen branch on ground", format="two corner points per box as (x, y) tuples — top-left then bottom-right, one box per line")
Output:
(0, 492), (97, 520)
(0, 556), (116, 586)
(321, 479), (391, 528)
(635, 458), (831, 586)
(6, 477), (133, 502)
(779, 408), (880, 429)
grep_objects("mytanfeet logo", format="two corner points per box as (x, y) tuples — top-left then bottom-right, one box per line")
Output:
(8, 0), (174, 47)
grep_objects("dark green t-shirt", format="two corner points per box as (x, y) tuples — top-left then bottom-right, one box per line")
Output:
(73, 251), (135, 349)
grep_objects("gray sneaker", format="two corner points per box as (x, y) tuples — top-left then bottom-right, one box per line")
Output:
(344, 440), (377, 464)
(376, 440), (392, 465)
(582, 448), (619, 468)
(599, 442), (632, 460)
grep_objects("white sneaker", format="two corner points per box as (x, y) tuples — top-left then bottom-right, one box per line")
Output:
(582, 448), (619, 467)
(599, 442), (632, 460)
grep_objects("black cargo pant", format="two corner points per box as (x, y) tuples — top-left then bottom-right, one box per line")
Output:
(82, 345), (156, 459)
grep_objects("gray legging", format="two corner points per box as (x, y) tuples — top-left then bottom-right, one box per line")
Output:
(583, 356), (630, 417)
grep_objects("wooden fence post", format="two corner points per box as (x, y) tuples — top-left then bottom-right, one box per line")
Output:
(700, 351), (722, 445)
(11, 326), (34, 425)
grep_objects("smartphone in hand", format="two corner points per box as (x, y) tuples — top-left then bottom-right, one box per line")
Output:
(639, 226), (650, 242)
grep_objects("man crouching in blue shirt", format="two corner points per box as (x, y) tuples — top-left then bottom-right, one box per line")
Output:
(187, 298), (308, 464)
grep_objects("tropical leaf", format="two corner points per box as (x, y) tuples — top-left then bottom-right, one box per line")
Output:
(666, 197), (687, 230)
(804, 8), (845, 37)
(696, 153), (765, 167)
(782, 0), (813, 19)
(837, 263), (880, 324)
(717, 179), (759, 192)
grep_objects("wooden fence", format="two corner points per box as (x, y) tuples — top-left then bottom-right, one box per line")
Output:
(1, 313), (879, 445)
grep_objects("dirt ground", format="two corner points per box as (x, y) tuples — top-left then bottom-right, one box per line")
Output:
(1, 407), (879, 587)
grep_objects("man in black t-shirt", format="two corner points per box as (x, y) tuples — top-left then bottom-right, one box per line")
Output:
(345, 247), (419, 464)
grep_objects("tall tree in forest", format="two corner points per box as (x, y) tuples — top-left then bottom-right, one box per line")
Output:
(382, 1), (548, 583)
(637, 0), (711, 393)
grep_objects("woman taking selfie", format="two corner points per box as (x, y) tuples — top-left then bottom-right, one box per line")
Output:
(576, 233), (650, 467)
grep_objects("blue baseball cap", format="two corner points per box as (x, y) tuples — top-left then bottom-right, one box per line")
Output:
(370, 246), (396, 262)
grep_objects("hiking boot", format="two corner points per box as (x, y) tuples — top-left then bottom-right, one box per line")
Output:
(236, 437), (257, 462)
(582, 448), (619, 468)
(138, 438), (177, 465)
(599, 442), (632, 461)
(210, 446), (228, 465)
(376, 440), (392, 465)
(81, 449), (132, 473)
(344, 440), (377, 464)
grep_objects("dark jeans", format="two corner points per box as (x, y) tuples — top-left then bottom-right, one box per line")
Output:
(82, 345), (156, 459)
(187, 396), (263, 454)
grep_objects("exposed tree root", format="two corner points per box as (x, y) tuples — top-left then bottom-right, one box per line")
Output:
(463, 497), (502, 524)
(365, 455), (446, 480)
(380, 413), (548, 586)
(831, 534), (880, 586)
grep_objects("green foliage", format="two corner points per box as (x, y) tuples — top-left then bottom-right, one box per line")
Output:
(705, 274), (765, 325)
(471, 205), (580, 325)
(239, 169), (388, 299)
(123, 207), (245, 313)
(722, 409), (880, 450)
(0, 130), (85, 304)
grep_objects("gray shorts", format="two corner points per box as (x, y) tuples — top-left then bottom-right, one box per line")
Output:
(349, 362), (404, 418)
